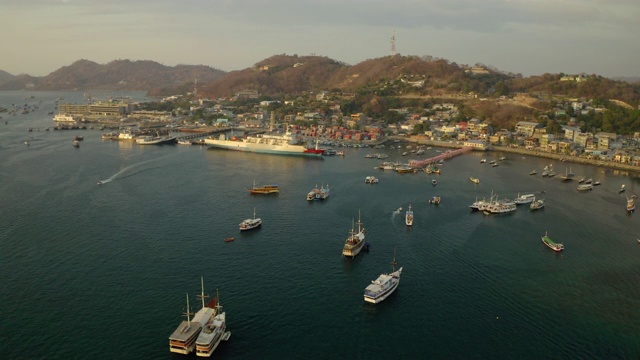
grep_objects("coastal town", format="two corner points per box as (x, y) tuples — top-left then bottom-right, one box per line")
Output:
(28, 82), (640, 174)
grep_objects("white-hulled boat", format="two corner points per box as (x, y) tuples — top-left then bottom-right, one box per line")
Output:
(627, 196), (636, 213)
(577, 183), (593, 191)
(514, 193), (536, 205)
(364, 248), (402, 304)
(405, 204), (413, 226)
(342, 211), (366, 258)
(195, 290), (230, 357)
(169, 278), (216, 355)
(470, 177), (480, 184)
(204, 128), (324, 157)
(239, 207), (262, 231)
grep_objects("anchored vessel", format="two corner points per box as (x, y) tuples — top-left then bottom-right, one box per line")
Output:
(541, 231), (564, 252)
(169, 278), (216, 354)
(306, 184), (330, 201)
(239, 207), (262, 231)
(342, 211), (365, 258)
(248, 179), (279, 195)
(195, 290), (230, 357)
(204, 130), (324, 157)
(364, 248), (402, 304)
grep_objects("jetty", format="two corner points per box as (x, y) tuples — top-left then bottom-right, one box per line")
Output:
(409, 147), (473, 167)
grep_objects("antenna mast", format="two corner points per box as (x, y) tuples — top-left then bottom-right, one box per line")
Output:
(390, 30), (396, 56)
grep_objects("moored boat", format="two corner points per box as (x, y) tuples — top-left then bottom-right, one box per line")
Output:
(169, 278), (216, 355)
(239, 207), (262, 231)
(429, 196), (441, 205)
(541, 231), (564, 252)
(342, 211), (366, 258)
(204, 128), (324, 157)
(626, 196), (635, 212)
(514, 193), (536, 205)
(577, 183), (593, 191)
(248, 180), (279, 194)
(365, 176), (379, 184)
(470, 177), (480, 184)
(363, 248), (402, 304)
(195, 291), (230, 357)
(530, 197), (545, 210)
(306, 184), (330, 201)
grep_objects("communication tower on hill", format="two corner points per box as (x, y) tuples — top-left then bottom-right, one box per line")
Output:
(390, 30), (396, 56)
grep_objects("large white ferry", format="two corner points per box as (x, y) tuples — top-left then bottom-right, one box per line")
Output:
(169, 278), (216, 355)
(204, 130), (324, 157)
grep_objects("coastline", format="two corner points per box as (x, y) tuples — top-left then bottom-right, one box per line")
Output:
(402, 137), (640, 176)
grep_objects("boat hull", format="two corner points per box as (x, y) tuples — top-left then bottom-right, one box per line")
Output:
(205, 138), (323, 157)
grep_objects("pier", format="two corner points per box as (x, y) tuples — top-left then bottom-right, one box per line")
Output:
(409, 147), (473, 167)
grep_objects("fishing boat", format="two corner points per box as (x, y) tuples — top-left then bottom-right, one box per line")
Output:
(72, 139), (80, 148)
(480, 158), (486, 163)
(429, 196), (441, 205)
(529, 170), (537, 175)
(363, 247), (402, 304)
(306, 184), (330, 201)
(342, 211), (366, 258)
(224, 237), (235, 243)
(405, 204), (413, 226)
(239, 207), (262, 231)
(627, 196), (635, 213)
(248, 180), (279, 194)
(541, 231), (564, 252)
(469, 177), (480, 184)
(195, 290), (230, 357)
(530, 197), (545, 210)
(169, 278), (216, 355)
(204, 127), (324, 157)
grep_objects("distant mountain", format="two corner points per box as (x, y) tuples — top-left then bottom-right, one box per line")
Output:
(0, 69), (15, 84)
(0, 59), (226, 92)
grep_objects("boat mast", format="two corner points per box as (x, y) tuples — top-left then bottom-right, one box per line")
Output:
(198, 276), (208, 309)
(391, 246), (397, 272)
(357, 209), (362, 233)
(253, 206), (256, 220)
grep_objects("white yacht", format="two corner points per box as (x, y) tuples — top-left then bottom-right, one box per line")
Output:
(514, 193), (536, 205)
(239, 207), (262, 231)
(405, 204), (413, 226)
(342, 211), (366, 258)
(195, 291), (231, 357)
(364, 250), (402, 304)
(169, 278), (216, 355)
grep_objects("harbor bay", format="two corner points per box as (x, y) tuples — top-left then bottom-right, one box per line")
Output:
(1, 91), (640, 358)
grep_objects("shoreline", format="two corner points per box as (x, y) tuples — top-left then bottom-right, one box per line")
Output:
(401, 137), (640, 176)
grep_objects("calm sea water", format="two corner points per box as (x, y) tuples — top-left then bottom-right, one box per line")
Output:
(1, 91), (639, 359)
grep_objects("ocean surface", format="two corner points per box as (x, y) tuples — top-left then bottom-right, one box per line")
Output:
(1, 90), (639, 359)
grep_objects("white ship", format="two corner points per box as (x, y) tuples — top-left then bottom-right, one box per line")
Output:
(342, 211), (365, 258)
(195, 290), (230, 357)
(204, 130), (324, 157)
(169, 278), (216, 355)
(53, 114), (77, 122)
(364, 248), (402, 304)
(239, 207), (262, 231)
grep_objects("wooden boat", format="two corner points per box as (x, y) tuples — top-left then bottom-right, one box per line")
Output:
(248, 179), (279, 194)
(224, 237), (235, 243)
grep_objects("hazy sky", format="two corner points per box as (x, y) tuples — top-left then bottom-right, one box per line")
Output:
(1, 0), (638, 78)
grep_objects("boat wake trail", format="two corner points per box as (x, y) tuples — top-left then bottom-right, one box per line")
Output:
(97, 156), (173, 185)
(392, 207), (403, 216)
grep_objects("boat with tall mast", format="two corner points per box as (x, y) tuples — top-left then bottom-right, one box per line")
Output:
(363, 247), (402, 304)
(248, 179), (279, 194)
(239, 207), (262, 231)
(405, 204), (413, 226)
(195, 290), (231, 357)
(342, 210), (365, 258)
(169, 278), (216, 354)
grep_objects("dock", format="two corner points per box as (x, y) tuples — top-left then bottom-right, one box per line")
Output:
(409, 147), (473, 167)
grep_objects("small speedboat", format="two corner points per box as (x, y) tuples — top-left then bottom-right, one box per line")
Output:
(97, 180), (103, 186)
